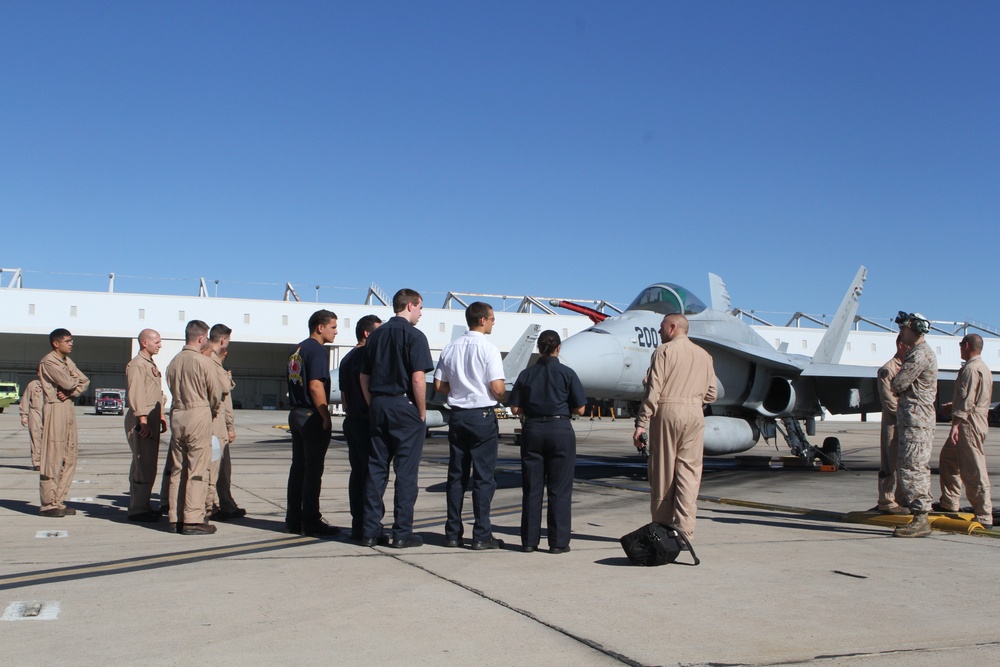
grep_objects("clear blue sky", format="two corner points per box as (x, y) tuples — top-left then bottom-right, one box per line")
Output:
(2, 2), (997, 329)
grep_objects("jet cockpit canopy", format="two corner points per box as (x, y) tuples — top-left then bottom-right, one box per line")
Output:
(626, 283), (707, 316)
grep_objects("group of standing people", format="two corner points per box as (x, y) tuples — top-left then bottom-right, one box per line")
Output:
(876, 311), (993, 536)
(290, 290), (588, 553)
(19, 305), (989, 547)
(21, 324), (244, 535)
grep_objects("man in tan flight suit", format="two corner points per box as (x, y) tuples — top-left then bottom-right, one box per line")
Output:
(19, 378), (44, 471)
(124, 329), (168, 523)
(935, 334), (993, 526)
(211, 343), (243, 520)
(874, 335), (911, 515)
(633, 313), (717, 539)
(37, 328), (91, 517)
(202, 324), (244, 520)
(166, 320), (223, 535)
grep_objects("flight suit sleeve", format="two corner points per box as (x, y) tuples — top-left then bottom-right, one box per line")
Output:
(635, 347), (665, 429)
(66, 358), (90, 399)
(704, 361), (718, 405)
(18, 386), (31, 418)
(877, 364), (898, 415)
(950, 364), (978, 424)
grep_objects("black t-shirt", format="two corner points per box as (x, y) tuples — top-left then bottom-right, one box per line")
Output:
(361, 316), (434, 399)
(509, 357), (586, 418)
(338, 346), (368, 417)
(287, 337), (330, 410)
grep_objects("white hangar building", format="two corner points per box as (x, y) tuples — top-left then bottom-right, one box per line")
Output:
(0, 271), (996, 416)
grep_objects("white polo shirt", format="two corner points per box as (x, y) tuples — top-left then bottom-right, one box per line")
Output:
(433, 331), (505, 409)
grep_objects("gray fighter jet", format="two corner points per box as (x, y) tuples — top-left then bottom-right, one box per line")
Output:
(556, 267), (876, 463)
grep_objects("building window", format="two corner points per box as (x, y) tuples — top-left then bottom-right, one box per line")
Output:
(282, 315), (288, 326)
(243, 313), (251, 325)
(439, 322), (445, 333)
(70, 306), (78, 317)
(871, 343), (877, 352)
(179, 310), (185, 321)
(28, 304), (35, 315)
(801, 340), (808, 349)
(139, 309), (145, 320)
(845, 342), (852, 352)
(775, 339), (781, 348)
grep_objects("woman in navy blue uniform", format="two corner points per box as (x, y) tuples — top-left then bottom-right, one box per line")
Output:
(509, 330), (587, 553)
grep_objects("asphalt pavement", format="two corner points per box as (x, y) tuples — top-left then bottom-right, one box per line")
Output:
(2, 409), (999, 666)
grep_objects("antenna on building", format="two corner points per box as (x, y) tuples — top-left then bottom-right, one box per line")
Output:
(284, 283), (301, 302)
(199, 277), (209, 297)
(0, 268), (23, 288)
(366, 282), (389, 306)
(108, 273), (115, 293)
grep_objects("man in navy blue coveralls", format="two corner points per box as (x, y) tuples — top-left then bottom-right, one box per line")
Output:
(359, 289), (434, 548)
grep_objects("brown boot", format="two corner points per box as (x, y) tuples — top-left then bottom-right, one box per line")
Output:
(893, 513), (932, 538)
(180, 522), (217, 535)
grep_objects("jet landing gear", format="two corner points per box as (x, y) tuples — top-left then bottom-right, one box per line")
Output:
(774, 418), (842, 470)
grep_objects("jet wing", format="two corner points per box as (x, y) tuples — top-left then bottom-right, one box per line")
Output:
(691, 335), (804, 374)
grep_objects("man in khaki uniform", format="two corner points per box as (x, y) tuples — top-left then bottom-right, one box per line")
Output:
(935, 334), (993, 526)
(211, 343), (244, 520)
(124, 329), (168, 523)
(166, 320), (223, 535)
(37, 328), (91, 517)
(633, 314), (717, 539)
(875, 335), (910, 515)
(19, 378), (44, 471)
(201, 324), (244, 520)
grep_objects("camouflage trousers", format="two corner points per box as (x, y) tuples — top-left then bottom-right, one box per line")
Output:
(897, 424), (935, 514)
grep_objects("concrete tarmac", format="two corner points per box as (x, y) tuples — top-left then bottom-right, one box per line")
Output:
(2, 409), (999, 666)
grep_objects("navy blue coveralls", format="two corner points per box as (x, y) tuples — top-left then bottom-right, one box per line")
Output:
(509, 357), (587, 550)
(360, 316), (434, 542)
(339, 345), (372, 539)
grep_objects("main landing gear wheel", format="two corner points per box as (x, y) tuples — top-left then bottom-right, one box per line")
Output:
(820, 437), (842, 469)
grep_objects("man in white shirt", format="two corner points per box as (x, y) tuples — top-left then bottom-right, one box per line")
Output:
(433, 302), (506, 550)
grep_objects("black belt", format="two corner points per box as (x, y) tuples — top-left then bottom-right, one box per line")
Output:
(371, 393), (405, 398)
(526, 415), (568, 421)
(451, 406), (495, 412)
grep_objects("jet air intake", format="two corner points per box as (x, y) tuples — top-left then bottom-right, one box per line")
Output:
(704, 416), (760, 455)
(758, 377), (796, 418)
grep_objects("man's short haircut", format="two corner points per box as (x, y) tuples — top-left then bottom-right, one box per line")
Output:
(666, 313), (690, 334)
(355, 314), (382, 342)
(185, 320), (209, 344)
(210, 323), (232, 343)
(963, 333), (984, 352)
(465, 302), (493, 328)
(308, 309), (337, 334)
(49, 328), (72, 346)
(392, 288), (422, 314)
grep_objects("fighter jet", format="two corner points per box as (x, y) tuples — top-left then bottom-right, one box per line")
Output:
(556, 267), (876, 463)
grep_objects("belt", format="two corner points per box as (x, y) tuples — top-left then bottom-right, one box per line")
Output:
(450, 406), (495, 412)
(526, 415), (568, 421)
(371, 393), (405, 398)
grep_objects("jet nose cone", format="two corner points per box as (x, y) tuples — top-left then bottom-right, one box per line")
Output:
(558, 332), (625, 395)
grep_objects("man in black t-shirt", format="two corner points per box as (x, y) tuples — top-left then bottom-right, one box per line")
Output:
(286, 309), (340, 537)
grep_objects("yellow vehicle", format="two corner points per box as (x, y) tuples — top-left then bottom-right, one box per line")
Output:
(0, 382), (20, 413)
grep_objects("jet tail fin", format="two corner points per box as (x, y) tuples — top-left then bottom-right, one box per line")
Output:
(708, 273), (731, 312)
(812, 266), (867, 365)
(503, 324), (542, 387)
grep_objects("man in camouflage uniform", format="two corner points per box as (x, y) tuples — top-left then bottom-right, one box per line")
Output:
(935, 334), (993, 526)
(889, 311), (938, 538)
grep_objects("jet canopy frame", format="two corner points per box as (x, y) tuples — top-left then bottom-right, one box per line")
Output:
(626, 283), (708, 316)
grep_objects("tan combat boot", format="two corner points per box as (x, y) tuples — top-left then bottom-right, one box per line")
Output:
(892, 513), (932, 538)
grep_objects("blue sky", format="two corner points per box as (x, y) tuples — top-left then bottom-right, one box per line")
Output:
(2, 2), (997, 329)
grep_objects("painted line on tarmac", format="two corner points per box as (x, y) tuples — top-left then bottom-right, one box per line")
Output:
(0, 535), (315, 591)
(396, 557), (644, 667)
